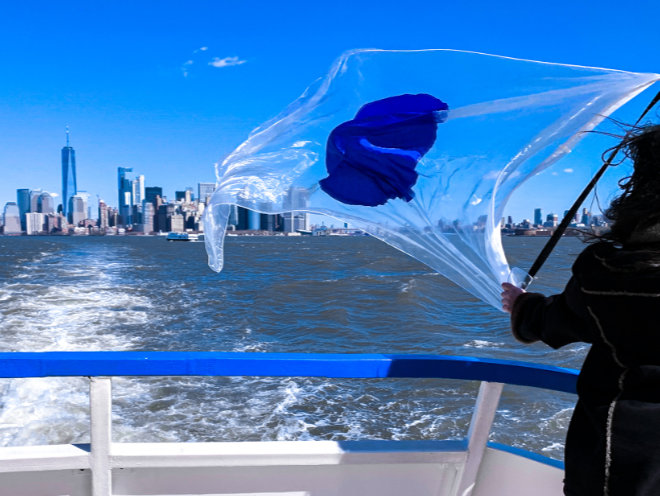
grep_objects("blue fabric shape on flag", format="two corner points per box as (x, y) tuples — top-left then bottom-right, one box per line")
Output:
(320, 94), (449, 206)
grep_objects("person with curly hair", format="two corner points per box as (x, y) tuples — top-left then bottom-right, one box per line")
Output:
(502, 124), (660, 496)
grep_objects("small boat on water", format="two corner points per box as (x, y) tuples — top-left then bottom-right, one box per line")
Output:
(0, 352), (574, 496)
(166, 233), (204, 242)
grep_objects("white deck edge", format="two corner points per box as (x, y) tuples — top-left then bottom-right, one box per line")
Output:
(110, 440), (469, 468)
(0, 444), (90, 472)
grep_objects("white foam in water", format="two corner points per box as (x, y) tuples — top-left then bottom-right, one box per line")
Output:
(399, 279), (416, 293)
(0, 247), (150, 447)
(542, 442), (565, 453)
(463, 339), (505, 349)
(0, 378), (89, 446)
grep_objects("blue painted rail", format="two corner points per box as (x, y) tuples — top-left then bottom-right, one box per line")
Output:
(0, 352), (579, 394)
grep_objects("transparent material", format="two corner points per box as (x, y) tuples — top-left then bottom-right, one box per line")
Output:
(204, 49), (659, 309)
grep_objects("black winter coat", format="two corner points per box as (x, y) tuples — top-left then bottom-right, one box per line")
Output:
(511, 240), (660, 496)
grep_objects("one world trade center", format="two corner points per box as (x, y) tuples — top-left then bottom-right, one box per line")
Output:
(61, 127), (77, 219)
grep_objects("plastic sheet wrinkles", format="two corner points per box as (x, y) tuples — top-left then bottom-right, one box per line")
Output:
(204, 49), (660, 310)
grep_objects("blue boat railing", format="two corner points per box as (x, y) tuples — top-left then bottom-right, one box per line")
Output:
(0, 352), (578, 496)
(0, 351), (578, 392)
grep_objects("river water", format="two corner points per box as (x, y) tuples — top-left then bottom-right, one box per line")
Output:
(0, 234), (587, 460)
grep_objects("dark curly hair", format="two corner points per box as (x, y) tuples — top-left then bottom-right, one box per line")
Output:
(604, 124), (660, 243)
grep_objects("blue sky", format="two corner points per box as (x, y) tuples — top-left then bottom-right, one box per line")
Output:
(1, 0), (659, 222)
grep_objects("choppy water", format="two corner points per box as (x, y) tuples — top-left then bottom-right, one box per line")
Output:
(0, 234), (586, 459)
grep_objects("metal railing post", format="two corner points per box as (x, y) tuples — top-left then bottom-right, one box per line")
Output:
(90, 377), (112, 496)
(456, 381), (504, 496)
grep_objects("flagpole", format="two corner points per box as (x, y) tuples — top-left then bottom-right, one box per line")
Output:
(523, 90), (660, 289)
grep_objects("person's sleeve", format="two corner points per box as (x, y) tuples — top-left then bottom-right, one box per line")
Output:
(510, 277), (593, 349)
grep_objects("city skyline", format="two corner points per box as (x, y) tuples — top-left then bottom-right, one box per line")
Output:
(2, 129), (213, 218)
(0, 127), (640, 226)
(0, 121), (610, 236)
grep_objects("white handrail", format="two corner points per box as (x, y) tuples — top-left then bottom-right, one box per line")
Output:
(456, 381), (504, 496)
(90, 378), (112, 496)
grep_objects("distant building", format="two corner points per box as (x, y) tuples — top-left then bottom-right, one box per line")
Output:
(260, 212), (283, 232)
(140, 201), (155, 233)
(132, 174), (145, 207)
(25, 212), (45, 235)
(69, 193), (88, 227)
(145, 186), (163, 206)
(169, 213), (184, 232)
(45, 213), (64, 233)
(98, 200), (109, 229)
(236, 206), (250, 230)
(16, 188), (31, 231)
(227, 205), (240, 229)
(283, 186), (310, 232)
(198, 182), (215, 204)
(175, 190), (193, 202)
(108, 207), (119, 227)
(592, 215), (605, 227)
(2, 202), (21, 234)
(61, 129), (77, 218)
(117, 167), (133, 225)
(131, 203), (142, 225)
(543, 213), (559, 228)
(157, 204), (168, 232)
(29, 189), (43, 214)
(533, 208), (543, 227)
(581, 208), (590, 226)
(257, 202), (282, 232)
(248, 210), (260, 230)
(38, 192), (55, 214)
(157, 203), (185, 232)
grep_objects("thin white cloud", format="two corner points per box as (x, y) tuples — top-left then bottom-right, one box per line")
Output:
(181, 59), (194, 78)
(563, 168), (574, 173)
(181, 48), (245, 77)
(208, 56), (246, 68)
(181, 47), (208, 77)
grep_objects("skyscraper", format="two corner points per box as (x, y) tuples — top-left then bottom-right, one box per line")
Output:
(198, 182), (215, 204)
(132, 174), (145, 206)
(98, 200), (109, 229)
(38, 192), (55, 214)
(581, 208), (590, 226)
(283, 186), (310, 232)
(117, 167), (133, 225)
(16, 188), (31, 231)
(2, 203), (21, 234)
(29, 189), (43, 214)
(61, 128), (77, 218)
(145, 186), (162, 205)
(69, 193), (88, 227)
(141, 201), (155, 233)
(25, 212), (45, 235)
